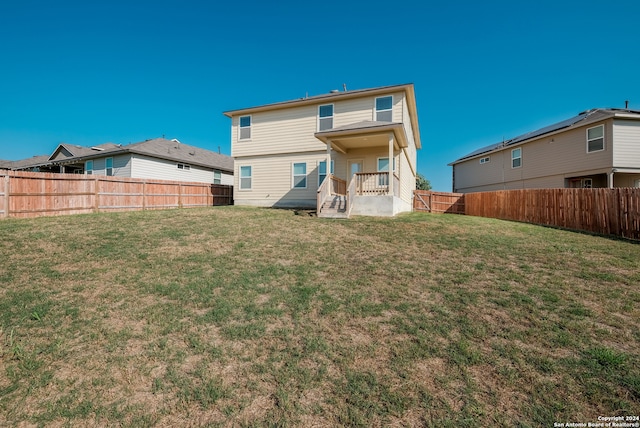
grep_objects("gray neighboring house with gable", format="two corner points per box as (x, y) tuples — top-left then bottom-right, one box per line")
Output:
(3, 138), (234, 185)
(449, 108), (640, 193)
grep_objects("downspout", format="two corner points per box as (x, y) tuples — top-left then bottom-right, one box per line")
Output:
(609, 169), (616, 188)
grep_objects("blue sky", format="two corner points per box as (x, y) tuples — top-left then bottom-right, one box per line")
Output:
(1, 0), (638, 191)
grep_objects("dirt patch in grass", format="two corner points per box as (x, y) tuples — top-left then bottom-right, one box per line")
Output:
(0, 207), (638, 427)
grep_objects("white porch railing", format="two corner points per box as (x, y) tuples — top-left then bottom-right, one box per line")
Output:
(317, 174), (347, 215)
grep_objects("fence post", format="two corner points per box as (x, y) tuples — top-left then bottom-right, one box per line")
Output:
(178, 183), (183, 208)
(3, 172), (9, 218)
(142, 180), (146, 210)
(93, 176), (99, 213)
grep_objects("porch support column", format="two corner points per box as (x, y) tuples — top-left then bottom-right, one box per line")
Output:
(326, 142), (332, 177)
(388, 133), (394, 196)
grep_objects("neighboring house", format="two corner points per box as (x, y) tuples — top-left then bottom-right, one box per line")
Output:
(449, 108), (640, 193)
(4, 138), (234, 185)
(223, 83), (422, 217)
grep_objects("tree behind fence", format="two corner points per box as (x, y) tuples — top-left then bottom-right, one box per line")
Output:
(464, 188), (639, 240)
(1, 170), (233, 219)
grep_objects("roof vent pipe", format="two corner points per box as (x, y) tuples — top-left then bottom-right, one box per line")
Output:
(625, 100), (629, 109)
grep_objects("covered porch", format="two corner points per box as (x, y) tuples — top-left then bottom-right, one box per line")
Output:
(314, 121), (408, 218)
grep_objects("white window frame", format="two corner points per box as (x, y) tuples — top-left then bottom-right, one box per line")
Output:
(318, 160), (334, 187)
(511, 148), (522, 169)
(375, 96), (393, 122)
(292, 162), (307, 189)
(318, 104), (334, 131)
(105, 157), (113, 176)
(213, 170), (221, 184)
(586, 124), (604, 153)
(239, 165), (252, 190)
(377, 157), (396, 186)
(177, 163), (191, 171)
(582, 178), (593, 188)
(239, 115), (251, 140)
(480, 157), (490, 164)
(85, 160), (93, 175)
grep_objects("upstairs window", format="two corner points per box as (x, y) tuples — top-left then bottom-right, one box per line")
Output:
(511, 148), (522, 168)
(480, 157), (490, 164)
(177, 163), (191, 171)
(85, 160), (93, 175)
(292, 162), (307, 189)
(318, 104), (334, 131)
(587, 125), (604, 152)
(375, 96), (393, 122)
(239, 115), (251, 140)
(106, 157), (113, 176)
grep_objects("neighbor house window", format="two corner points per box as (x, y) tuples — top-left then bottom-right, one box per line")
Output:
(318, 160), (334, 187)
(480, 157), (490, 164)
(106, 157), (113, 176)
(213, 170), (221, 184)
(587, 125), (604, 152)
(582, 178), (593, 188)
(292, 162), (307, 189)
(318, 104), (334, 131)
(85, 160), (93, 175)
(375, 96), (393, 122)
(177, 163), (191, 170)
(511, 148), (522, 168)
(634, 179), (640, 188)
(239, 115), (251, 140)
(239, 166), (252, 190)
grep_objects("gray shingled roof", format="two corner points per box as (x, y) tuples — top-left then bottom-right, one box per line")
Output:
(450, 108), (640, 164)
(126, 139), (234, 172)
(6, 139), (233, 173)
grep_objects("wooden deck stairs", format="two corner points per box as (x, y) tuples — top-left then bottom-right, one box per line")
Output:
(318, 195), (348, 219)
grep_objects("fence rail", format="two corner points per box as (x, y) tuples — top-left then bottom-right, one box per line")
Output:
(0, 169), (233, 219)
(464, 188), (639, 240)
(413, 190), (465, 214)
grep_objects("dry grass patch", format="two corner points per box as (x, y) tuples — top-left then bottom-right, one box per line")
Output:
(0, 207), (638, 427)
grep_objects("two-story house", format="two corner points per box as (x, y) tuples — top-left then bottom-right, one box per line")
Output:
(223, 84), (422, 217)
(449, 108), (640, 193)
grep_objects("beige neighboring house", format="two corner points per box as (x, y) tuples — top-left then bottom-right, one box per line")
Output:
(224, 83), (422, 217)
(3, 138), (234, 185)
(449, 108), (640, 193)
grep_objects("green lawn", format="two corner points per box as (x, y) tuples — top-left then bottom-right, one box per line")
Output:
(0, 207), (638, 427)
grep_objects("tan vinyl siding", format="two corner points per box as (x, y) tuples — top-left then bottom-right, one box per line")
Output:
(454, 120), (615, 192)
(234, 152), (330, 207)
(231, 91), (408, 159)
(399, 151), (414, 203)
(613, 119), (640, 167)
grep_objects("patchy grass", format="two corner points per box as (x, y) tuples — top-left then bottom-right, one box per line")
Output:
(0, 206), (638, 427)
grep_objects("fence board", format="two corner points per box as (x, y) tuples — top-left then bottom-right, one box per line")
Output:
(0, 170), (233, 219)
(413, 190), (465, 214)
(463, 188), (640, 241)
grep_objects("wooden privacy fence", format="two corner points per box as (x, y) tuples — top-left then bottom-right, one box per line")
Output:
(1, 170), (233, 219)
(413, 190), (465, 214)
(464, 188), (639, 240)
